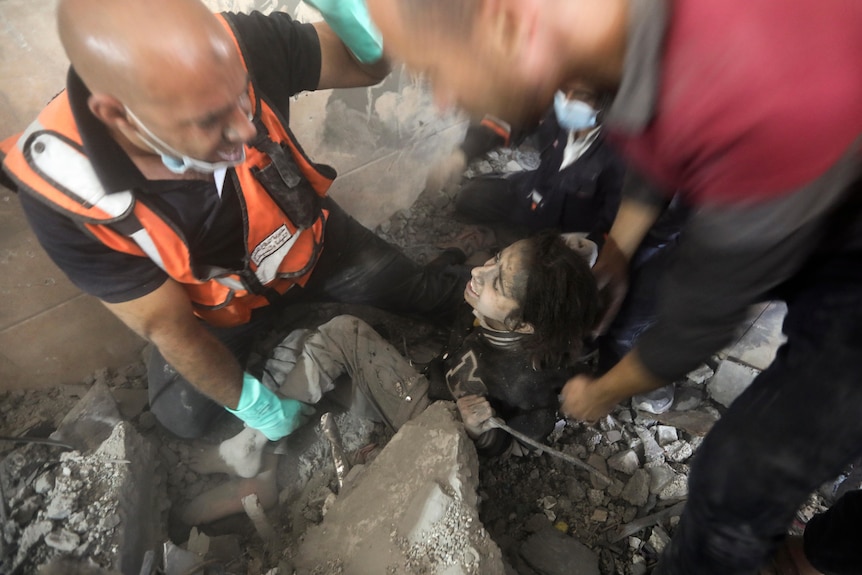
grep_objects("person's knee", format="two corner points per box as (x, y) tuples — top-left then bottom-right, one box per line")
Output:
(319, 314), (364, 335)
(147, 351), (223, 439)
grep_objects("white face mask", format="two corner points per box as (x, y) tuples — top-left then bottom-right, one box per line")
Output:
(553, 90), (598, 132)
(124, 106), (246, 174)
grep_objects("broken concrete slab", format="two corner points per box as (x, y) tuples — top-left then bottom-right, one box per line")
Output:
(651, 410), (718, 437)
(620, 469), (650, 507)
(51, 381), (122, 453)
(110, 388), (149, 421)
(1, 420), (165, 574)
(672, 387), (705, 411)
(655, 426), (678, 447)
(724, 301), (786, 371)
(518, 525), (599, 575)
(708, 359), (761, 408)
(684, 365), (715, 386)
(607, 449), (640, 475)
(646, 463), (677, 496)
(294, 402), (504, 575)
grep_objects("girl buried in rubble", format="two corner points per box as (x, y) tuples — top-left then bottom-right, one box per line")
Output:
(181, 230), (599, 525)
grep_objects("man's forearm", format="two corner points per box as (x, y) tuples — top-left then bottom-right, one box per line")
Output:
(602, 349), (668, 402)
(608, 197), (662, 259)
(150, 322), (244, 408)
(560, 349), (667, 422)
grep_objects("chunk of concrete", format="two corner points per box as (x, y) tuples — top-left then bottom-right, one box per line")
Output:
(663, 440), (693, 463)
(652, 410), (718, 437)
(655, 426), (678, 447)
(724, 302), (787, 371)
(634, 427), (665, 465)
(646, 463), (676, 495)
(607, 449), (640, 475)
(685, 365), (715, 386)
(672, 387), (705, 411)
(51, 380), (122, 453)
(518, 525), (600, 575)
(658, 475), (689, 501)
(294, 402), (504, 575)
(708, 359), (760, 407)
(620, 469), (650, 507)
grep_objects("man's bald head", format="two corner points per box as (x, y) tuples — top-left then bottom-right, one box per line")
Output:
(58, 0), (240, 108)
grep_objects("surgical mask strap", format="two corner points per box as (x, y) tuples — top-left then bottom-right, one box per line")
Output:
(124, 106), (245, 174)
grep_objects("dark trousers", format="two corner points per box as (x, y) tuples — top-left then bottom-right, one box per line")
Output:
(655, 250), (862, 575)
(804, 490), (862, 574)
(148, 198), (467, 438)
(597, 243), (676, 373)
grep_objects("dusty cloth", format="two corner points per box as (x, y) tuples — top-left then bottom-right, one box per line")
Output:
(261, 314), (430, 430)
(437, 324), (573, 456)
(260, 314), (576, 455)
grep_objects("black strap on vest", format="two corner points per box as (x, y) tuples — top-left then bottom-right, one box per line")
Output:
(248, 117), (321, 230)
(238, 261), (283, 305)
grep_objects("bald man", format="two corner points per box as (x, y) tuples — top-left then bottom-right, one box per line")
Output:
(364, 0), (862, 573)
(1, 0), (465, 441)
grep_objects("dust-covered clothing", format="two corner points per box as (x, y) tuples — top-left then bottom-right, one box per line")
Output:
(261, 314), (430, 431)
(262, 315), (574, 456)
(437, 325), (571, 456)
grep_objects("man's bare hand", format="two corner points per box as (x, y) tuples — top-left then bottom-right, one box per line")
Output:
(456, 394), (494, 437)
(591, 236), (630, 337)
(560, 374), (619, 423)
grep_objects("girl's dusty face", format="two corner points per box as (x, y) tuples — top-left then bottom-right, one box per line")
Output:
(463, 240), (530, 331)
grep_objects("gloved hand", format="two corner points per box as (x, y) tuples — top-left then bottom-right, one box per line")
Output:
(226, 372), (316, 441)
(303, 0), (383, 63)
(456, 394), (494, 438)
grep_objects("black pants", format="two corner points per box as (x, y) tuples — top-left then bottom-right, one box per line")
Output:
(804, 490), (862, 575)
(148, 198), (467, 438)
(597, 242), (677, 373)
(655, 250), (862, 574)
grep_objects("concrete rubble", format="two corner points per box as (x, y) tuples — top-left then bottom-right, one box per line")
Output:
(294, 402), (504, 575)
(0, 383), (164, 574)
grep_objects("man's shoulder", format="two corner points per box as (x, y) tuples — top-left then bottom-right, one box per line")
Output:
(220, 11), (322, 107)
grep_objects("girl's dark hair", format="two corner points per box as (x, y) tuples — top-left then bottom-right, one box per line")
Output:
(512, 230), (599, 369)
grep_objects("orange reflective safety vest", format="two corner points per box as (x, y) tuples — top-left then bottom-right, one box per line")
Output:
(1, 15), (336, 327)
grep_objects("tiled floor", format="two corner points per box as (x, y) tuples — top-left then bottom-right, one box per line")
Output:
(0, 0), (466, 389)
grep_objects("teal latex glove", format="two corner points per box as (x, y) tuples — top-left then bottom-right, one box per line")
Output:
(304, 0), (383, 63)
(226, 372), (316, 441)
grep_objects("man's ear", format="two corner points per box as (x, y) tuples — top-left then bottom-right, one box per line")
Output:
(88, 93), (131, 130)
